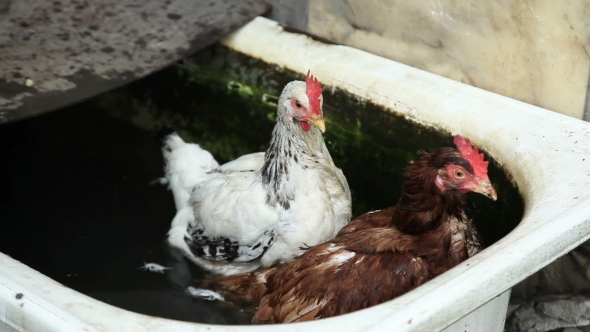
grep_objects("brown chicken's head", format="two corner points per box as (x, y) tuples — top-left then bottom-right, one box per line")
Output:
(280, 70), (325, 133)
(433, 135), (497, 201)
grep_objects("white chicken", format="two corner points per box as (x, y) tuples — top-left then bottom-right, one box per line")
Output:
(162, 71), (352, 276)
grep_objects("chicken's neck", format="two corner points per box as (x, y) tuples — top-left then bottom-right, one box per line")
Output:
(392, 160), (468, 235)
(259, 114), (331, 210)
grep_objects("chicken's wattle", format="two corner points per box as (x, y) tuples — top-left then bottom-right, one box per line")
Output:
(300, 121), (310, 132)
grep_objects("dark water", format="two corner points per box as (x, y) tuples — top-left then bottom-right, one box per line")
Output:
(0, 105), (252, 324)
(0, 44), (524, 325)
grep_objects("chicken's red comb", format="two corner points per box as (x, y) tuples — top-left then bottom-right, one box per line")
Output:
(453, 135), (489, 178)
(306, 70), (323, 116)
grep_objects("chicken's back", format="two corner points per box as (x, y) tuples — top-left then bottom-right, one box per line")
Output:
(337, 206), (396, 235)
(189, 171), (278, 243)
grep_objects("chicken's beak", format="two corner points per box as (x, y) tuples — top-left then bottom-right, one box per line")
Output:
(474, 180), (498, 201)
(308, 116), (326, 133)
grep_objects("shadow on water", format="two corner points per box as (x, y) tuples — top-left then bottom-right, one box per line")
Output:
(0, 104), (252, 324)
(0, 44), (524, 325)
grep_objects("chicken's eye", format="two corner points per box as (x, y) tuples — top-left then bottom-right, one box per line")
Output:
(295, 101), (303, 109)
(453, 169), (465, 179)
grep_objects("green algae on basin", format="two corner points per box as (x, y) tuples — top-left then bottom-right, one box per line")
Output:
(98, 44), (524, 247)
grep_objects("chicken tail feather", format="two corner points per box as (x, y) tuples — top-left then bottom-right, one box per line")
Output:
(154, 125), (176, 145)
(161, 132), (219, 210)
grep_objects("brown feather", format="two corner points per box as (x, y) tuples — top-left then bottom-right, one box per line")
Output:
(337, 206), (396, 235)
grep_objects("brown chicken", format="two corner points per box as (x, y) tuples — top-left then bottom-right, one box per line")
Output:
(190, 135), (498, 324)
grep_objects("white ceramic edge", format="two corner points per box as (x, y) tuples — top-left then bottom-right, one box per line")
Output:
(1, 16), (589, 332)
(441, 290), (511, 332)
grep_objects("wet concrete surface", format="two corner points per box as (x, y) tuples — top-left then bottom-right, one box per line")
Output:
(0, 0), (269, 124)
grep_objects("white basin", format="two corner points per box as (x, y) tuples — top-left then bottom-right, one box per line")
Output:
(2, 17), (590, 332)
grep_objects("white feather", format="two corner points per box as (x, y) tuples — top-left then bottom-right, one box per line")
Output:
(331, 251), (356, 265)
(186, 287), (225, 301)
(138, 262), (171, 273)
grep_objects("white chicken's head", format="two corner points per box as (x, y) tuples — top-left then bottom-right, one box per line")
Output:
(279, 70), (325, 133)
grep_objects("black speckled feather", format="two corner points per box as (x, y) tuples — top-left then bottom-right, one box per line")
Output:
(185, 226), (276, 263)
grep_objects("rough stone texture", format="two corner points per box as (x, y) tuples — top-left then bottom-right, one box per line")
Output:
(264, 0), (308, 32)
(506, 242), (590, 332)
(512, 242), (590, 300)
(266, 0), (590, 120)
(507, 295), (590, 332)
(0, 0), (269, 123)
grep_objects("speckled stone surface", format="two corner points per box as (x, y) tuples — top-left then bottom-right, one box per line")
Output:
(0, 0), (269, 123)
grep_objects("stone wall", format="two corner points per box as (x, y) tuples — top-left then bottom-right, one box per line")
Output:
(266, 0), (590, 120)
